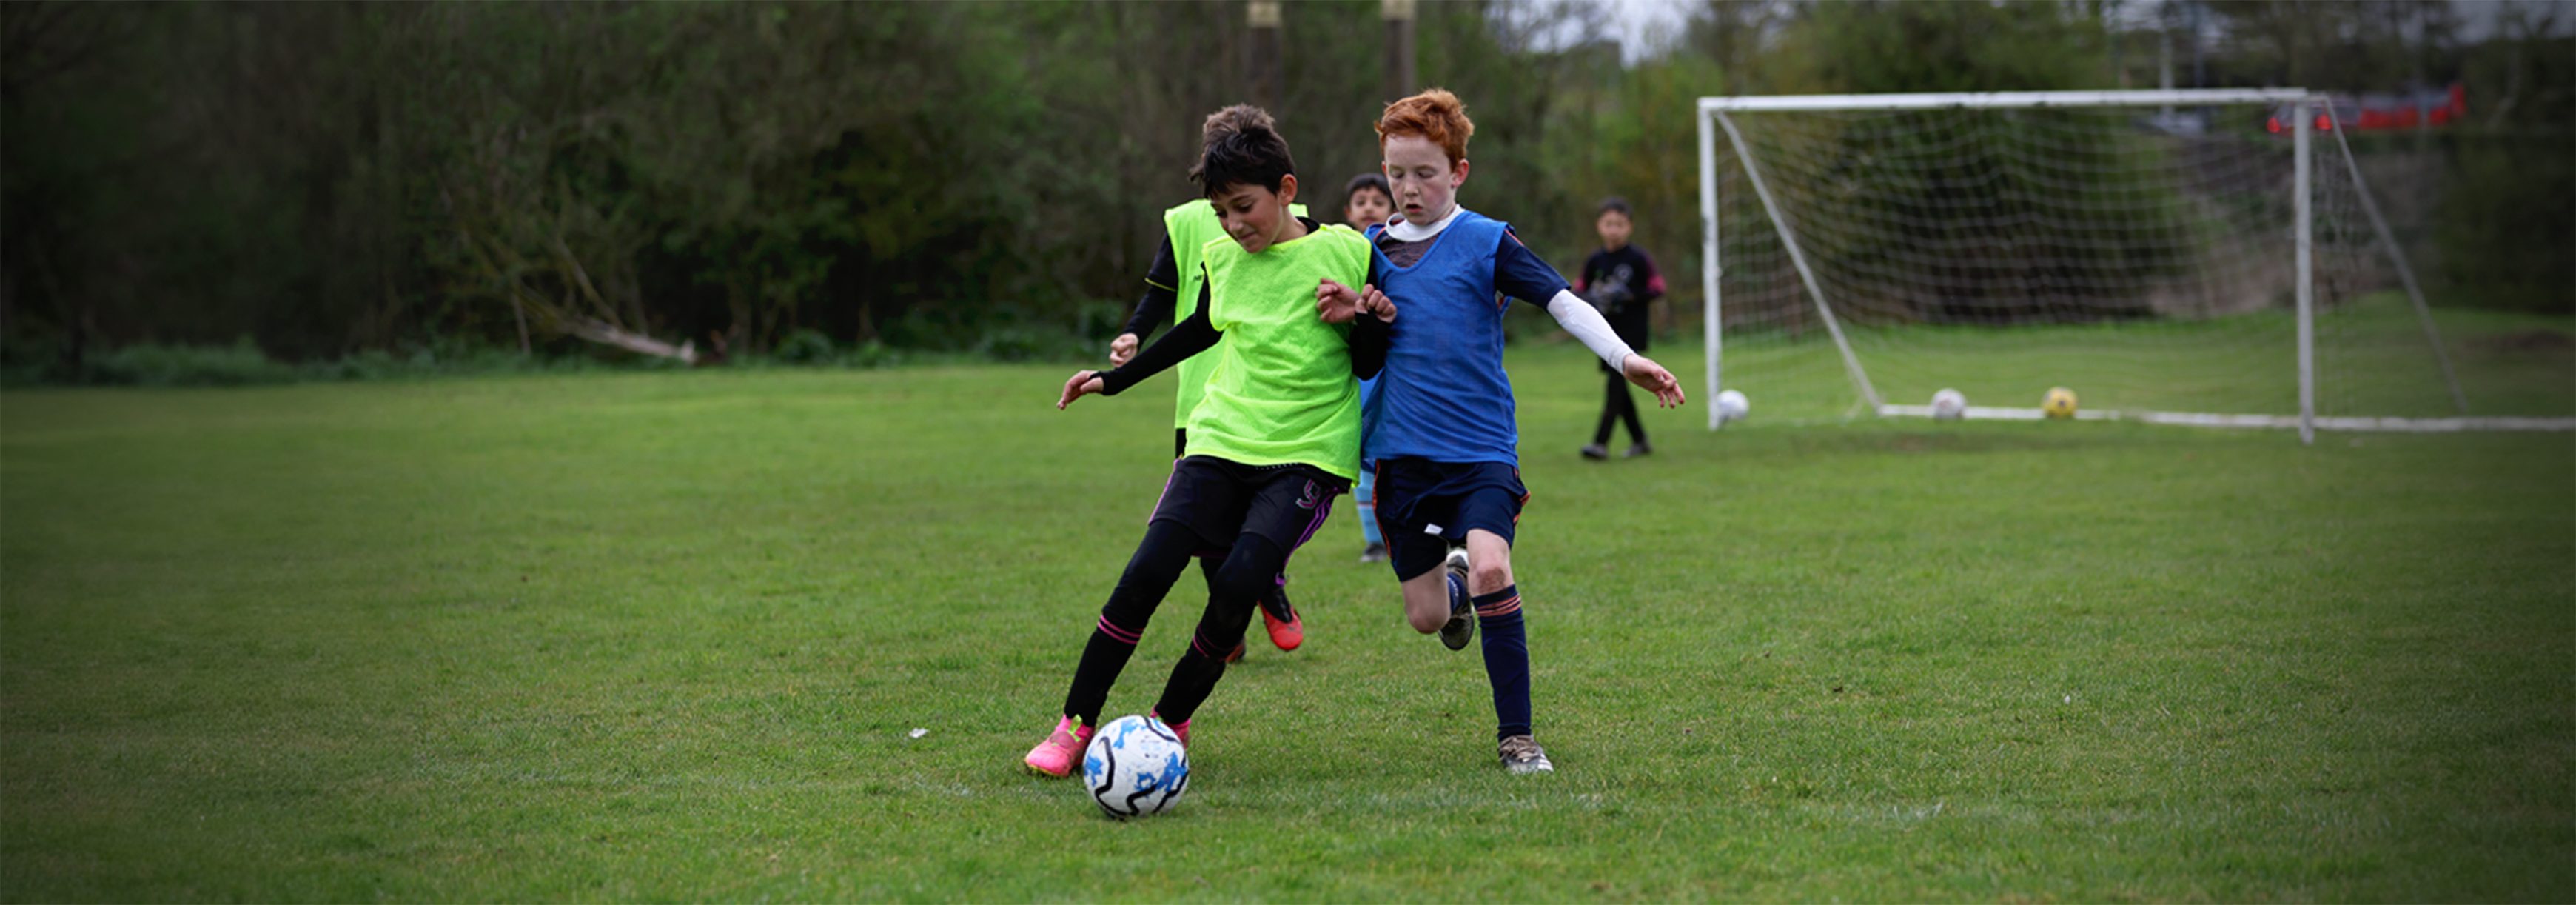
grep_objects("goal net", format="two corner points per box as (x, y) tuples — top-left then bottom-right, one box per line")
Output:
(1694, 90), (2561, 439)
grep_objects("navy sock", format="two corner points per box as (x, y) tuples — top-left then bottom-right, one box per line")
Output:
(1447, 570), (1468, 613)
(1472, 585), (1530, 741)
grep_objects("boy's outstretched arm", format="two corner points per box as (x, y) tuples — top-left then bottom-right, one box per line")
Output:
(1057, 370), (1108, 409)
(1061, 282), (1221, 410)
(1620, 353), (1686, 408)
(1548, 290), (1683, 407)
(1492, 229), (1687, 408)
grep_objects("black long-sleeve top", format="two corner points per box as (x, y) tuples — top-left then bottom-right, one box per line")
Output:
(1095, 218), (1390, 395)
(1116, 236), (1186, 341)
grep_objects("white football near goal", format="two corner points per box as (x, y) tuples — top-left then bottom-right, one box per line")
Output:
(1716, 389), (1749, 423)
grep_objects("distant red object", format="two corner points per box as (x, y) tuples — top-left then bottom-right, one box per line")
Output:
(2266, 83), (2466, 133)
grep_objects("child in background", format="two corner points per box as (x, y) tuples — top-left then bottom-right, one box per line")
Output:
(1575, 196), (1665, 460)
(1025, 110), (1395, 778)
(1341, 172), (1392, 234)
(1341, 173), (1395, 564)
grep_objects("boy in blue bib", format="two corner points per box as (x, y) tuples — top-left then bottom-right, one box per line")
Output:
(1318, 89), (1686, 774)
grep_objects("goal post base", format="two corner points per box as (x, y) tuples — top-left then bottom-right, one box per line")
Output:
(1876, 406), (2576, 433)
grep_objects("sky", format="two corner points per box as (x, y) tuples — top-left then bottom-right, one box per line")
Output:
(1601, 0), (1696, 64)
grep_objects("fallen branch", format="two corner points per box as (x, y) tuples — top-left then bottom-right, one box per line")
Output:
(562, 317), (697, 364)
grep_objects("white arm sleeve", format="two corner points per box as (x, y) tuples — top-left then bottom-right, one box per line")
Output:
(1546, 289), (1635, 370)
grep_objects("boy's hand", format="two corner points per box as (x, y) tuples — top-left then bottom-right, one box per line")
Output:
(1315, 278), (1363, 324)
(1360, 284), (1398, 323)
(1058, 370), (1107, 410)
(1108, 333), (1140, 367)
(1621, 354), (1686, 408)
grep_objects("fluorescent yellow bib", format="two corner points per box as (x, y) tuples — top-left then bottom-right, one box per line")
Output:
(1160, 200), (1309, 429)
(1186, 223), (1374, 479)
(1161, 201), (1226, 430)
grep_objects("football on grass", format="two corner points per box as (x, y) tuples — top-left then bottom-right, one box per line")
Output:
(1716, 389), (1750, 423)
(2043, 387), (2079, 419)
(1931, 388), (1966, 421)
(1083, 715), (1190, 819)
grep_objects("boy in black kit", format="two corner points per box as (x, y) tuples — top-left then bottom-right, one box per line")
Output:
(1575, 197), (1666, 460)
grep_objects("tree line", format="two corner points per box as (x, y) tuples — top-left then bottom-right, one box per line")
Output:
(1, 1), (2564, 378)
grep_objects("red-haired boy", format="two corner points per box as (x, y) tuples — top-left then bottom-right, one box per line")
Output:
(1318, 89), (1686, 774)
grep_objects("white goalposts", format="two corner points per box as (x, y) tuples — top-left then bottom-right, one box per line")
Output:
(1694, 88), (2574, 441)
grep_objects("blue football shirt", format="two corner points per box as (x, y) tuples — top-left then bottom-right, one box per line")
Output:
(1361, 208), (1572, 467)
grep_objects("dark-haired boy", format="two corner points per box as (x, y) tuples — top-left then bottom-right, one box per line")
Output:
(1109, 107), (1314, 658)
(1024, 110), (1396, 777)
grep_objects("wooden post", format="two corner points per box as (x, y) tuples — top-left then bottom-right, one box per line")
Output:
(1247, 1), (1283, 110)
(1383, 0), (1416, 104)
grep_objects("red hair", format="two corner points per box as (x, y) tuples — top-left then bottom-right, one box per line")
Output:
(1375, 88), (1473, 165)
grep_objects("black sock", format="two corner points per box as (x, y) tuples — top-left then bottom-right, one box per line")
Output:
(1059, 621), (1143, 729)
(1150, 633), (1232, 727)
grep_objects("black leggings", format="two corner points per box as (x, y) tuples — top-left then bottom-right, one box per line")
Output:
(1594, 368), (1645, 446)
(1061, 519), (1288, 727)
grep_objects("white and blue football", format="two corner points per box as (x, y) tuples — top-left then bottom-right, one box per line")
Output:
(1082, 715), (1190, 819)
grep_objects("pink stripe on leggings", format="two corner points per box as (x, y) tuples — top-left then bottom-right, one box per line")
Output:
(1096, 615), (1143, 645)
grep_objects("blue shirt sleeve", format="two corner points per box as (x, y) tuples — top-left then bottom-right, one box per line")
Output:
(1495, 228), (1572, 307)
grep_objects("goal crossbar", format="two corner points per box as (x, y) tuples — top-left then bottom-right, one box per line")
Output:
(1700, 89), (2312, 113)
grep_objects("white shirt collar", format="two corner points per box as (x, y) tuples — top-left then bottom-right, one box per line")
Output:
(1384, 205), (1463, 243)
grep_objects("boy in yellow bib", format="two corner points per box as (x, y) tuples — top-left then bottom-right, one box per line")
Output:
(1024, 109), (1396, 776)
(1107, 107), (1316, 658)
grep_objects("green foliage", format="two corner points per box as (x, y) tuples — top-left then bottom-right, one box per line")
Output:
(2437, 131), (2576, 313)
(1790, 0), (2113, 95)
(80, 337), (298, 387)
(769, 328), (839, 366)
(3, 0), (2564, 370)
(2204, 0), (2464, 93)
(3, 351), (2571, 900)
(2434, 33), (2576, 314)
(2198, 2), (2573, 315)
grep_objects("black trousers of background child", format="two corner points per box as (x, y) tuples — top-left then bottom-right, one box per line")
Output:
(1594, 369), (1645, 447)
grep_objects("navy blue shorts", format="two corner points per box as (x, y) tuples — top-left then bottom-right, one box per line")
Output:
(1149, 456), (1348, 558)
(1369, 457), (1527, 581)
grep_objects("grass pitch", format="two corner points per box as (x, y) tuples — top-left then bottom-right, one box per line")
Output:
(3, 335), (2571, 901)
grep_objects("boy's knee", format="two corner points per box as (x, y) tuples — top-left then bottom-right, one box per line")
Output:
(1407, 609), (1446, 634)
(1469, 561), (1512, 595)
(1198, 531), (1283, 607)
(1211, 561), (1275, 606)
